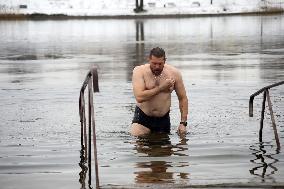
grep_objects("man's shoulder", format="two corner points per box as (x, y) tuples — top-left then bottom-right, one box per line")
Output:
(165, 64), (179, 74)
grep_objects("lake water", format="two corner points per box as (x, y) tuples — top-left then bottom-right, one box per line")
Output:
(0, 14), (284, 189)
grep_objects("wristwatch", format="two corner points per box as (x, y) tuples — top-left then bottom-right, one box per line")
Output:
(180, 121), (187, 126)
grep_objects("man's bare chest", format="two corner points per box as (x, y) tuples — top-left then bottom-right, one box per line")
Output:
(144, 71), (173, 90)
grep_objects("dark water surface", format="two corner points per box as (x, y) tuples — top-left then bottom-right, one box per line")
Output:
(0, 15), (284, 188)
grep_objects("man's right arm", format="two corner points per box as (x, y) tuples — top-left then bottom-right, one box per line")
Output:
(132, 67), (161, 103)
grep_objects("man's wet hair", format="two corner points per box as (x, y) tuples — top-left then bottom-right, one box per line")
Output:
(149, 47), (166, 60)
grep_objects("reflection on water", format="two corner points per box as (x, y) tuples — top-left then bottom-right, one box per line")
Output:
(126, 20), (146, 81)
(249, 142), (280, 182)
(135, 161), (175, 184)
(133, 134), (189, 184)
(135, 134), (173, 157)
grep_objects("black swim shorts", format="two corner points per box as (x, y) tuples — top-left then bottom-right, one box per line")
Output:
(132, 106), (171, 133)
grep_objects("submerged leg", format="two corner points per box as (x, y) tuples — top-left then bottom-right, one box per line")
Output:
(130, 123), (151, 136)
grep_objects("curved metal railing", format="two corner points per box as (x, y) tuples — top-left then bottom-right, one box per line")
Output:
(249, 81), (284, 150)
(79, 66), (99, 188)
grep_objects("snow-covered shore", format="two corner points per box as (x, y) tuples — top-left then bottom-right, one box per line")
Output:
(0, 0), (284, 18)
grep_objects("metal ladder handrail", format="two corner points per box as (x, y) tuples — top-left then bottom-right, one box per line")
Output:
(79, 66), (99, 188)
(249, 80), (284, 150)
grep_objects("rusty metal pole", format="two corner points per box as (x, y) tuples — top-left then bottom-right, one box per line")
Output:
(259, 90), (267, 143)
(82, 91), (88, 159)
(79, 89), (88, 160)
(88, 76), (99, 188)
(83, 94), (87, 159)
(79, 92), (84, 149)
(249, 96), (254, 117)
(266, 89), (281, 150)
(91, 68), (100, 188)
(88, 79), (92, 186)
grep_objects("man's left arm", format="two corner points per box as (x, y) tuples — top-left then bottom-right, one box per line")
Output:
(174, 70), (188, 134)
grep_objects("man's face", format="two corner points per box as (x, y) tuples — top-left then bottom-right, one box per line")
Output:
(149, 55), (165, 76)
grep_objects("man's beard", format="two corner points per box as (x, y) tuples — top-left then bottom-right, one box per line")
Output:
(150, 67), (163, 76)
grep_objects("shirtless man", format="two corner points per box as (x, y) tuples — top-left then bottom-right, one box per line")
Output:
(130, 47), (188, 136)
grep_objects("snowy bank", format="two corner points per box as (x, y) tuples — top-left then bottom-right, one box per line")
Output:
(0, 0), (284, 18)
